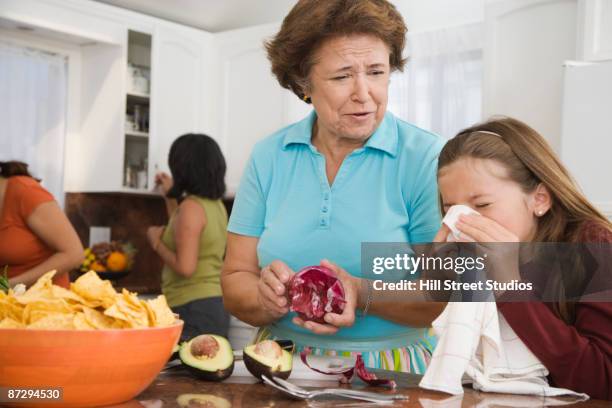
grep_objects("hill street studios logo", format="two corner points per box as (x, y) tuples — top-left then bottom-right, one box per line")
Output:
(369, 251), (532, 292)
(360, 242), (612, 302)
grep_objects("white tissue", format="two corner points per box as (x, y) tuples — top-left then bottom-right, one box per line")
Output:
(442, 204), (479, 241)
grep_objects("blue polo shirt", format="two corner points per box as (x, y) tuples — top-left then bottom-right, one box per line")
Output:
(228, 110), (444, 351)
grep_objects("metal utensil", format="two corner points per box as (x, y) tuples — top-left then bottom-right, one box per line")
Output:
(272, 376), (406, 401)
(274, 376), (407, 402)
(261, 375), (406, 404)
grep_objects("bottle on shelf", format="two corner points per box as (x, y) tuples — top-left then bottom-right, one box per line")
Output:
(137, 158), (148, 189)
(133, 105), (142, 132)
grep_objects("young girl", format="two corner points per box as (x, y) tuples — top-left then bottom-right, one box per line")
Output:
(435, 117), (612, 400)
(146, 134), (230, 342)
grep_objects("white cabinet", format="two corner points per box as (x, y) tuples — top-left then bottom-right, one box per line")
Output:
(149, 26), (207, 184)
(122, 25), (212, 193)
(213, 23), (311, 194)
(67, 25), (210, 194)
(2, 0), (309, 195)
(577, 0), (612, 61)
(0, 0), (214, 194)
(77, 42), (125, 192)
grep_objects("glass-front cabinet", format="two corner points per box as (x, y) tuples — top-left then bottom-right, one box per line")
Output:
(123, 30), (151, 191)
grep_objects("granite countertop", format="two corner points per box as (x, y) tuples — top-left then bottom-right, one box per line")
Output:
(102, 364), (609, 408)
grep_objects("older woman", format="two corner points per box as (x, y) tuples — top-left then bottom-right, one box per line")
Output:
(222, 0), (444, 372)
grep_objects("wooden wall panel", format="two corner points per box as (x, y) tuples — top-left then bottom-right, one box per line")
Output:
(65, 192), (235, 293)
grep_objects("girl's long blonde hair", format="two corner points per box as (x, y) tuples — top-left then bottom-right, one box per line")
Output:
(438, 117), (611, 323)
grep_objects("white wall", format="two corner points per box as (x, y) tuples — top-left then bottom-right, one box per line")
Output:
(212, 23), (312, 194)
(577, 0), (612, 61)
(393, 0), (485, 32)
(561, 61), (612, 219)
(0, 27), (84, 198)
(483, 0), (578, 152)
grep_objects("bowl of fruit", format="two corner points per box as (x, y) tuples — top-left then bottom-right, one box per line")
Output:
(80, 241), (136, 280)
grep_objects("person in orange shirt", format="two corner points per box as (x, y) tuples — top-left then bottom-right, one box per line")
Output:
(0, 161), (83, 288)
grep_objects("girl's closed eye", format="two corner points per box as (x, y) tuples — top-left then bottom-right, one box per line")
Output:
(475, 203), (491, 209)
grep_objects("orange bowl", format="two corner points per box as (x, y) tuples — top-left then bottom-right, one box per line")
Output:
(0, 320), (183, 407)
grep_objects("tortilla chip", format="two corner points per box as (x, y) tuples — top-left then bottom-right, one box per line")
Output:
(146, 295), (176, 327)
(71, 271), (117, 308)
(27, 313), (74, 330)
(83, 306), (117, 329)
(15, 270), (56, 305)
(22, 299), (73, 325)
(0, 270), (176, 331)
(73, 312), (96, 330)
(104, 291), (149, 328)
(0, 317), (25, 328)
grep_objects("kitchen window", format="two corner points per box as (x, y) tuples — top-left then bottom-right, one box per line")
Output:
(0, 41), (68, 207)
(388, 22), (483, 140)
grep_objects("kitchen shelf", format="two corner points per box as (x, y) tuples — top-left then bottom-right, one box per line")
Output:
(123, 30), (152, 190)
(126, 130), (149, 138)
(118, 187), (161, 196)
(127, 91), (150, 104)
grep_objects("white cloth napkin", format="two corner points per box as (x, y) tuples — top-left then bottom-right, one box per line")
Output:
(419, 391), (586, 408)
(420, 205), (588, 399)
(420, 302), (588, 399)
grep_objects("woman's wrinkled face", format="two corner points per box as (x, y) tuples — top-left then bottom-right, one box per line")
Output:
(307, 34), (390, 143)
(438, 157), (539, 241)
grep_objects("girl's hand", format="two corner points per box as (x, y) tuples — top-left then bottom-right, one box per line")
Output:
(147, 226), (165, 251)
(456, 214), (521, 285)
(155, 172), (173, 196)
(257, 260), (293, 320)
(456, 214), (519, 243)
(431, 223), (461, 258)
(292, 259), (359, 335)
(433, 223), (451, 242)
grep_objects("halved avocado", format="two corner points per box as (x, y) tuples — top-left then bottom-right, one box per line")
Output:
(243, 339), (293, 380)
(169, 343), (181, 361)
(177, 394), (231, 408)
(179, 334), (234, 381)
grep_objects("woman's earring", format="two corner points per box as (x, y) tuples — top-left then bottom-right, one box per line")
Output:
(302, 94), (311, 103)
(537, 210), (544, 216)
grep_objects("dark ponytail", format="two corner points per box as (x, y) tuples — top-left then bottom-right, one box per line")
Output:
(0, 161), (33, 178)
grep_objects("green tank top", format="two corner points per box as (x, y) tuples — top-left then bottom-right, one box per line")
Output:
(160, 196), (228, 308)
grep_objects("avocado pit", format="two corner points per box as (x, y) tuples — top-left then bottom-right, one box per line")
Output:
(243, 340), (293, 380)
(254, 339), (282, 360)
(191, 335), (220, 359)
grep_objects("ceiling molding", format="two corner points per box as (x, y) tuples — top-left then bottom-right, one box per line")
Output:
(93, 0), (295, 32)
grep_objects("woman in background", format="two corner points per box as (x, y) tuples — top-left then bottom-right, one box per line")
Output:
(147, 134), (229, 341)
(0, 161), (83, 288)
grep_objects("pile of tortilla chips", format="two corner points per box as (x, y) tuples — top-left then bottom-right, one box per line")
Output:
(0, 270), (177, 330)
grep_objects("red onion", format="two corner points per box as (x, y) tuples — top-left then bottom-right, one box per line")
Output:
(288, 265), (346, 323)
(300, 348), (396, 389)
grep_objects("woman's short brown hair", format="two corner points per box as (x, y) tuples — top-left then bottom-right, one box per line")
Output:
(265, 0), (407, 102)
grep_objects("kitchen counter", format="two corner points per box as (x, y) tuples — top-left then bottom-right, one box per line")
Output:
(104, 366), (610, 408)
